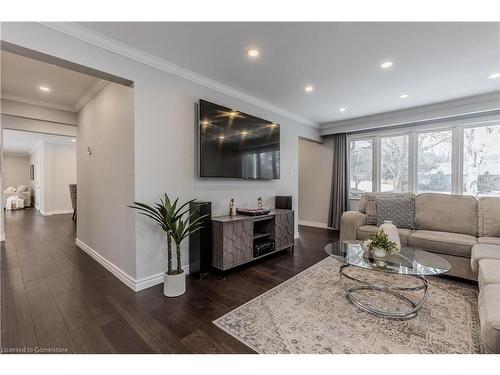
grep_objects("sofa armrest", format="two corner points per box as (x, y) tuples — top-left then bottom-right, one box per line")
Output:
(19, 191), (32, 206)
(340, 211), (366, 242)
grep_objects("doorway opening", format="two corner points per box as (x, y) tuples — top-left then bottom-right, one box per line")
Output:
(298, 137), (334, 230)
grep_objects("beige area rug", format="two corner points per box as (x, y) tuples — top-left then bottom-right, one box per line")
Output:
(213, 258), (482, 354)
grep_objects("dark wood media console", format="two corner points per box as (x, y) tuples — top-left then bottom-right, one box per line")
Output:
(211, 209), (294, 271)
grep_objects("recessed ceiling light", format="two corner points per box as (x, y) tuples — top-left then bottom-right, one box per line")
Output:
(270, 122), (278, 128)
(380, 61), (394, 69)
(246, 48), (260, 58)
(71, 139), (76, 142)
(228, 110), (239, 117)
(488, 72), (500, 79)
(400, 93), (409, 99)
(219, 135), (225, 140)
(241, 131), (249, 136)
(200, 120), (210, 126)
(39, 86), (51, 92)
(339, 107), (346, 112)
(304, 85), (314, 93)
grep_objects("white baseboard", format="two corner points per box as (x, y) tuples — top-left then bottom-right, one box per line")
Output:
(41, 209), (74, 216)
(75, 238), (189, 292)
(298, 220), (333, 229)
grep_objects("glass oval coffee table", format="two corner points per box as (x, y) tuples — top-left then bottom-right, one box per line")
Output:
(324, 241), (451, 320)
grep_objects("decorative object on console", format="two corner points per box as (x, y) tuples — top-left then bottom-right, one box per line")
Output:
(275, 195), (292, 210)
(129, 194), (209, 297)
(379, 220), (401, 251)
(257, 197), (263, 209)
(363, 228), (399, 257)
(229, 198), (236, 216)
(236, 208), (271, 216)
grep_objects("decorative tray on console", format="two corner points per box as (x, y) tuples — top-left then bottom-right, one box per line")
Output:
(236, 208), (271, 216)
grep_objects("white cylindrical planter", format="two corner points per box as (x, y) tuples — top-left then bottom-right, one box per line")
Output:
(379, 220), (401, 251)
(372, 247), (387, 258)
(163, 271), (186, 297)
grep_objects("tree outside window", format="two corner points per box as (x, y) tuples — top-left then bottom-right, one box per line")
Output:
(463, 125), (500, 197)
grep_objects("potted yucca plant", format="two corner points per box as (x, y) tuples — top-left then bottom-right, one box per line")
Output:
(129, 194), (208, 297)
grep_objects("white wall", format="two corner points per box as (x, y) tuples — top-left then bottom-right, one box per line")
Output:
(1, 23), (321, 287)
(28, 141), (76, 214)
(298, 138), (333, 227)
(29, 143), (43, 211)
(1, 98), (78, 125)
(3, 153), (30, 189)
(77, 82), (136, 279)
(45, 143), (76, 212)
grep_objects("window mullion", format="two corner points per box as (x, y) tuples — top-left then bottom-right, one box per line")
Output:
(373, 136), (381, 192)
(452, 127), (464, 195)
(408, 132), (417, 193)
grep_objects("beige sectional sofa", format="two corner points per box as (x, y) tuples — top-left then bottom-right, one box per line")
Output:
(340, 192), (500, 280)
(341, 192), (500, 353)
(471, 244), (500, 353)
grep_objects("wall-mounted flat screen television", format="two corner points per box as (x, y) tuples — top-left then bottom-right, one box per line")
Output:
(198, 99), (280, 179)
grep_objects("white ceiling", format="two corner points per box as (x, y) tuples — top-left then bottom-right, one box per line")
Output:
(3, 129), (75, 154)
(1, 51), (103, 111)
(78, 22), (500, 125)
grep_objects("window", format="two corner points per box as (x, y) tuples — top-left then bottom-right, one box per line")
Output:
(417, 130), (452, 194)
(380, 135), (409, 192)
(349, 140), (373, 197)
(463, 124), (500, 197)
(347, 118), (500, 198)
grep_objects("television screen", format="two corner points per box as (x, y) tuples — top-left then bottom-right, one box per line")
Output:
(199, 100), (280, 179)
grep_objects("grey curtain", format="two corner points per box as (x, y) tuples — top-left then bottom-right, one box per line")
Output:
(328, 133), (348, 230)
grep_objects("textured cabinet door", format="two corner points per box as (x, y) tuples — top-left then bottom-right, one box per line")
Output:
(275, 211), (294, 249)
(222, 220), (253, 269)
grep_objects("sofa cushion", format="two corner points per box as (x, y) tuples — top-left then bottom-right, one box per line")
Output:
(4, 186), (16, 194)
(16, 185), (28, 193)
(478, 284), (500, 353)
(408, 230), (477, 258)
(415, 193), (478, 236)
(478, 259), (500, 290)
(471, 244), (500, 272)
(376, 196), (415, 229)
(478, 197), (500, 238)
(365, 196), (377, 225)
(478, 237), (500, 246)
(357, 225), (412, 246)
(359, 192), (415, 213)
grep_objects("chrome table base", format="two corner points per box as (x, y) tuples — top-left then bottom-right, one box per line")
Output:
(339, 264), (428, 320)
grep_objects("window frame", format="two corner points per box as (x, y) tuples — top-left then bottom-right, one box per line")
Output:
(347, 115), (500, 199)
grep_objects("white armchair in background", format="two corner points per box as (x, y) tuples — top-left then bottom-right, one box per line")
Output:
(3, 185), (32, 208)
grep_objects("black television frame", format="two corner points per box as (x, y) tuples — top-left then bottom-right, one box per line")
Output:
(197, 99), (280, 180)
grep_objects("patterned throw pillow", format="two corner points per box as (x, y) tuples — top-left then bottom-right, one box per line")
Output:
(365, 196), (377, 225)
(376, 196), (415, 229)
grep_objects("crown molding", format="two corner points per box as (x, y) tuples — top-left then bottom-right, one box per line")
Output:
(74, 79), (108, 112)
(0, 93), (75, 112)
(320, 91), (500, 135)
(2, 79), (108, 113)
(40, 22), (318, 128)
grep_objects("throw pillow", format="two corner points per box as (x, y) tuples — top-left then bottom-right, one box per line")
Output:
(376, 196), (415, 229)
(365, 196), (377, 225)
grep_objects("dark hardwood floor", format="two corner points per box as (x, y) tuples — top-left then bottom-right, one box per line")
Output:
(1, 208), (338, 353)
